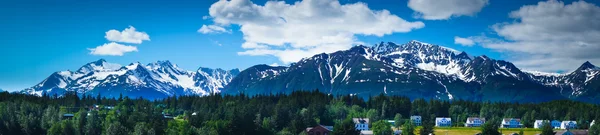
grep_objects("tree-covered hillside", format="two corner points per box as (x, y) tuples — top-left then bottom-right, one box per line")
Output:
(0, 90), (599, 135)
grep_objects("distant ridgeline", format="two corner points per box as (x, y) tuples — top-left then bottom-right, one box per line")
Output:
(1, 91), (600, 135)
(20, 41), (600, 103)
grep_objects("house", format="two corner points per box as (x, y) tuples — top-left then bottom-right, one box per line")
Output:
(359, 130), (373, 135)
(353, 118), (370, 131)
(435, 117), (452, 127)
(534, 120), (548, 129)
(63, 114), (74, 119)
(561, 121), (577, 129)
(552, 120), (562, 129)
(555, 129), (588, 135)
(501, 118), (523, 128)
(305, 125), (333, 135)
(465, 117), (485, 127)
(411, 116), (422, 126)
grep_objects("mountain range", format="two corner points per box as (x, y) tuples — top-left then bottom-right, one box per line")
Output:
(20, 60), (239, 99)
(19, 40), (600, 103)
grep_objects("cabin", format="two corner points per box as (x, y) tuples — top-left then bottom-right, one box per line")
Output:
(353, 118), (370, 131)
(561, 121), (577, 129)
(465, 117), (485, 127)
(435, 117), (452, 127)
(305, 125), (333, 135)
(501, 118), (523, 128)
(63, 114), (74, 119)
(411, 116), (422, 126)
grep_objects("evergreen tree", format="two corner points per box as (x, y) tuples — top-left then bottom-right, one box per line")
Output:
(481, 117), (500, 135)
(590, 121), (600, 135)
(541, 121), (554, 135)
(333, 119), (359, 135)
(394, 113), (403, 128)
(402, 121), (415, 135)
(372, 120), (392, 135)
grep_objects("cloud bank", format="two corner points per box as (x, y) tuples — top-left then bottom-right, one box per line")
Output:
(89, 42), (138, 56)
(205, 0), (425, 63)
(467, 0), (600, 72)
(408, 0), (489, 20)
(90, 26), (149, 56)
(105, 26), (150, 44)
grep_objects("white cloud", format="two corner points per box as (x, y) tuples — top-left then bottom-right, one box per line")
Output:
(208, 0), (425, 63)
(468, 0), (600, 72)
(89, 42), (138, 56)
(198, 25), (231, 34)
(454, 36), (475, 46)
(408, 0), (489, 20)
(105, 26), (150, 44)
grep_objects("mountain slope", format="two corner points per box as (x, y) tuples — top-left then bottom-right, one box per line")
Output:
(224, 41), (580, 103)
(21, 59), (239, 99)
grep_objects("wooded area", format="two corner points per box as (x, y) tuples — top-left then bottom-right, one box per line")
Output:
(1, 90), (600, 135)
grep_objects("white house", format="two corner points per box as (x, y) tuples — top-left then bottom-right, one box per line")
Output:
(561, 121), (577, 129)
(353, 118), (370, 131)
(465, 117), (485, 127)
(534, 120), (561, 129)
(411, 116), (422, 126)
(435, 117), (452, 127)
(501, 118), (523, 128)
(534, 120), (548, 129)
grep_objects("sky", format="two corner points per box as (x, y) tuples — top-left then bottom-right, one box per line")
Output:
(1, 0), (599, 91)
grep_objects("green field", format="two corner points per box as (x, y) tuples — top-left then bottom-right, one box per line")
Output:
(404, 127), (544, 135)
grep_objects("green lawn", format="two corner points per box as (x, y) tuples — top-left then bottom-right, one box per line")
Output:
(406, 127), (544, 135)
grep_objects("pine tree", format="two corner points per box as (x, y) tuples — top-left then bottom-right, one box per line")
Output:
(333, 119), (359, 135)
(402, 121), (415, 135)
(541, 121), (554, 135)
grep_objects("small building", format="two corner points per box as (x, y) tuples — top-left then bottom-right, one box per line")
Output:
(465, 117), (485, 127)
(359, 130), (373, 135)
(561, 121), (577, 129)
(411, 116), (422, 126)
(163, 114), (174, 119)
(305, 125), (333, 135)
(435, 117), (452, 127)
(387, 120), (396, 126)
(353, 118), (370, 131)
(63, 114), (74, 119)
(501, 118), (523, 128)
(534, 120), (560, 129)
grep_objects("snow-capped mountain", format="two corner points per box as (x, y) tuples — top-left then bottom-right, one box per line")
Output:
(224, 40), (595, 103)
(526, 61), (600, 102)
(21, 59), (239, 99)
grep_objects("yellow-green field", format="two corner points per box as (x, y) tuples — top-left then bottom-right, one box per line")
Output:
(399, 127), (544, 135)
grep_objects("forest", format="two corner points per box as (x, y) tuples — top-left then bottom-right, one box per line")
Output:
(1, 90), (600, 135)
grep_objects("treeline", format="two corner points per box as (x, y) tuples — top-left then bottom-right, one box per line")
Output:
(1, 90), (600, 135)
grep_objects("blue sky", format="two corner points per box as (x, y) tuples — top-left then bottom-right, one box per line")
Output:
(1, 0), (598, 91)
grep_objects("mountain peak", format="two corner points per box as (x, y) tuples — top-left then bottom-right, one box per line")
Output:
(577, 61), (598, 71)
(77, 59), (121, 73)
